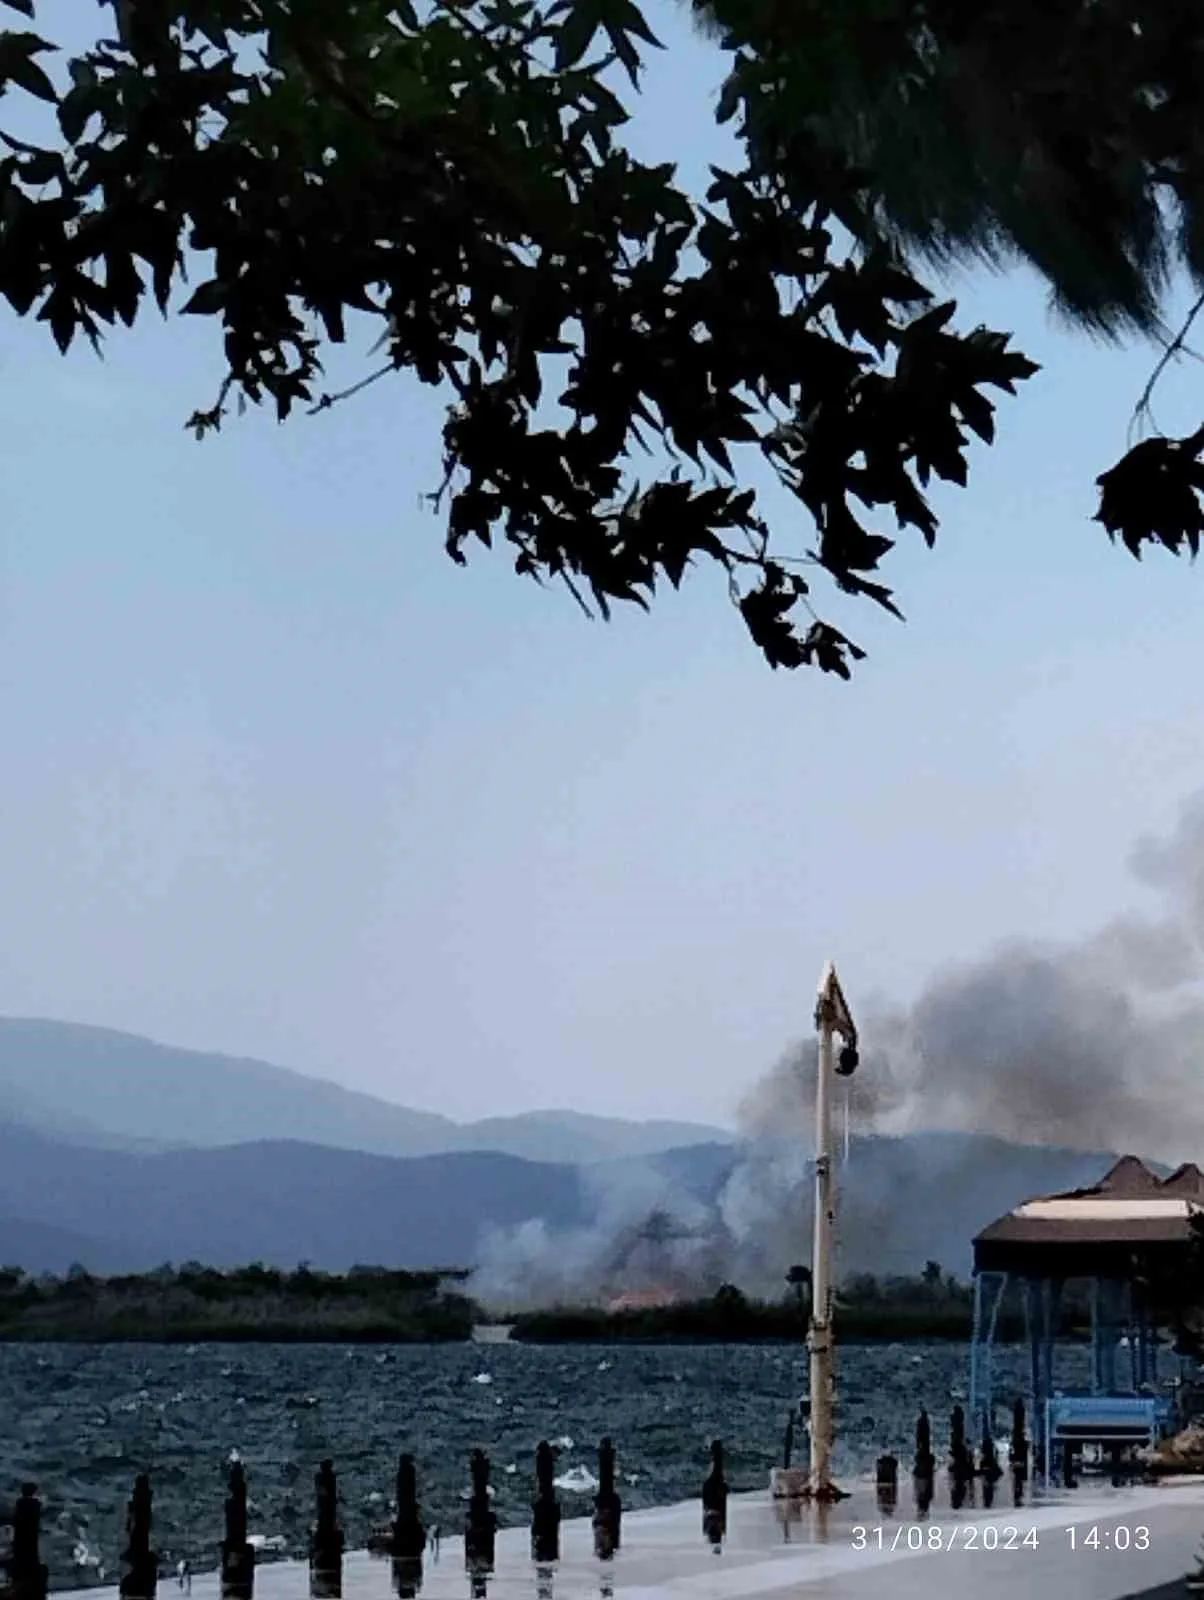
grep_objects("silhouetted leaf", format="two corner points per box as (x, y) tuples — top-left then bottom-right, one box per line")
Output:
(181, 280), (226, 316)
(551, 0), (603, 70)
(58, 82), (98, 141)
(36, 284), (75, 353)
(1095, 432), (1204, 559)
(0, 32), (57, 102)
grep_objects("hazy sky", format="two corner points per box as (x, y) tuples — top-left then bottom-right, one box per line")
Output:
(2, 3), (1203, 1127)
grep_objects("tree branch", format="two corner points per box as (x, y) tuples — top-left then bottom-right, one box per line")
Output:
(1130, 286), (1204, 445)
(305, 361), (394, 415)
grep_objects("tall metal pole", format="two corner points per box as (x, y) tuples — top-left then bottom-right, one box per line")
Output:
(808, 962), (857, 1501)
(809, 989), (836, 1495)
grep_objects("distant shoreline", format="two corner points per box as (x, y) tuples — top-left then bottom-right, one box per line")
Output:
(506, 1311), (1022, 1344)
(505, 1278), (1094, 1346)
(0, 1327), (1066, 1345)
(0, 1327), (468, 1344)
(0, 1263), (476, 1343)
(0, 1265), (1095, 1346)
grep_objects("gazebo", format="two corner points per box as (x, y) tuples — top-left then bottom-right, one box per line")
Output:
(970, 1156), (1204, 1463)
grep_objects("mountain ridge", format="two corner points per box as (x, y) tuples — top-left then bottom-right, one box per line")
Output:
(0, 1118), (593, 1272)
(0, 1114), (1140, 1291)
(0, 1017), (1153, 1294)
(0, 1017), (731, 1163)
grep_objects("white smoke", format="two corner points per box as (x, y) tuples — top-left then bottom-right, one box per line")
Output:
(469, 1156), (724, 1310)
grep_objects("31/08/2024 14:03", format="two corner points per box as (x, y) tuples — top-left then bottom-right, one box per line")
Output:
(851, 1525), (1151, 1552)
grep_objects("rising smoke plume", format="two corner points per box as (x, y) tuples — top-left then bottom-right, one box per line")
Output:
(469, 1157), (733, 1310)
(472, 795), (1204, 1309)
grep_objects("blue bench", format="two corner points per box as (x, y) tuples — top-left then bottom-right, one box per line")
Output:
(1045, 1393), (1175, 1463)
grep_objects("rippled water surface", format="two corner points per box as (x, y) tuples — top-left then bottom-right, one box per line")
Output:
(0, 1340), (1079, 1587)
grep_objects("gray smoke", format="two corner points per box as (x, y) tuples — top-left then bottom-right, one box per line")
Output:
(741, 794), (1204, 1157)
(470, 1157), (733, 1311)
(472, 795), (1204, 1309)
(854, 794), (1204, 1156)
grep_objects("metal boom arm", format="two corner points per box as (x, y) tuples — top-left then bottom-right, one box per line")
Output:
(808, 962), (858, 1501)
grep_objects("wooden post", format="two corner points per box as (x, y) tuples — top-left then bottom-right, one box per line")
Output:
(390, 1455), (425, 1600)
(592, 1438), (621, 1559)
(875, 1452), (899, 1514)
(530, 1442), (560, 1565)
(464, 1450), (496, 1575)
(309, 1461), (343, 1600)
(701, 1440), (727, 1548)
(5, 1484), (48, 1600)
(220, 1462), (254, 1600)
(913, 1410), (935, 1479)
(1010, 1397), (1029, 1482)
(118, 1475), (158, 1600)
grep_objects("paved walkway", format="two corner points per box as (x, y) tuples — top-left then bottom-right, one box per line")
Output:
(57, 1476), (1204, 1599)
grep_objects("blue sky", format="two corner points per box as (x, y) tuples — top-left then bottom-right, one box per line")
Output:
(1, 2), (1203, 1126)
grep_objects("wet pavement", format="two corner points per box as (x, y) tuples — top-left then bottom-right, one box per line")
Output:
(55, 1476), (1204, 1599)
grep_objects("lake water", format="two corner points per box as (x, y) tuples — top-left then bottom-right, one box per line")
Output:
(0, 1339), (1089, 1587)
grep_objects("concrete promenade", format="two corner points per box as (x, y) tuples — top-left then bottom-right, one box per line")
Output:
(54, 1475), (1204, 1600)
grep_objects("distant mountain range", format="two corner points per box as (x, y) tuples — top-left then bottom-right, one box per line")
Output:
(0, 1120), (595, 1273)
(0, 1018), (731, 1163)
(0, 1114), (1129, 1289)
(0, 1017), (1147, 1292)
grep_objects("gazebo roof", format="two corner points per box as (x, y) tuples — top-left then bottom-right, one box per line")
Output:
(1052, 1154), (1204, 1200)
(1160, 1161), (1204, 1196)
(973, 1155), (1204, 1275)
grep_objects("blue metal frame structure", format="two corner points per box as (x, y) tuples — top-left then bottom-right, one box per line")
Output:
(970, 1269), (1170, 1464)
(968, 1271), (1009, 1430)
(970, 1273), (1063, 1434)
(1026, 1276), (1063, 1427)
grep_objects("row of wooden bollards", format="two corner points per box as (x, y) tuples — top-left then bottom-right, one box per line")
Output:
(874, 1400), (1034, 1517)
(1, 1436), (735, 1600)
